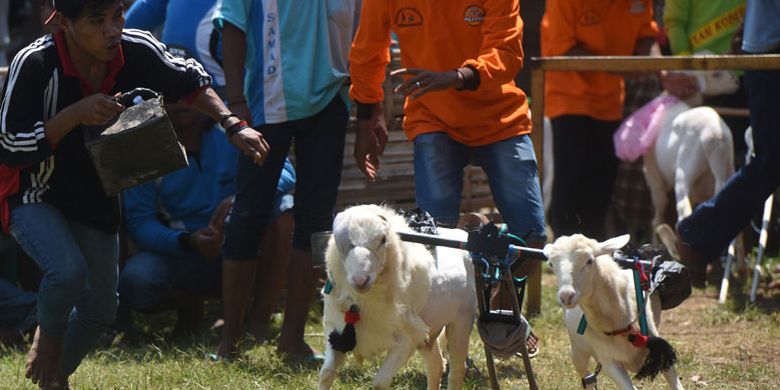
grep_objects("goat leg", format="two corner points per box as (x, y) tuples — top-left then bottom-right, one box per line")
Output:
(318, 345), (346, 390)
(372, 335), (416, 389)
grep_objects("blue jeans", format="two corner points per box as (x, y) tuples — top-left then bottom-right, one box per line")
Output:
(679, 68), (780, 258)
(9, 203), (118, 375)
(118, 251), (221, 312)
(0, 277), (36, 331)
(413, 133), (547, 243)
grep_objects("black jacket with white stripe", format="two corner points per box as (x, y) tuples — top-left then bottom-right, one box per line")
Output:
(0, 29), (211, 233)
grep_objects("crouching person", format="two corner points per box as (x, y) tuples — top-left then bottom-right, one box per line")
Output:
(0, 0), (268, 387)
(118, 101), (295, 340)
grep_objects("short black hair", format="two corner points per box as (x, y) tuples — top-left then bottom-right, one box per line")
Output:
(56, 0), (121, 21)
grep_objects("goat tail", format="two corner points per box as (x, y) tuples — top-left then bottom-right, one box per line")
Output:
(635, 336), (678, 380)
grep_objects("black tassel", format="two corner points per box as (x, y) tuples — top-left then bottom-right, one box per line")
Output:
(635, 336), (678, 380)
(328, 305), (360, 353)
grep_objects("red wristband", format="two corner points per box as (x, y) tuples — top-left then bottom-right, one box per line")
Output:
(226, 120), (248, 137)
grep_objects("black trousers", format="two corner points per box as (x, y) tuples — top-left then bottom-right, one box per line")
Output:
(549, 115), (621, 241)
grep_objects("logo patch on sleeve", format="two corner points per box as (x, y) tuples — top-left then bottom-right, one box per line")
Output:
(396, 7), (423, 27)
(464, 5), (485, 26)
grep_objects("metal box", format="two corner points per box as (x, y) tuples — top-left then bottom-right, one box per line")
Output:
(84, 92), (188, 196)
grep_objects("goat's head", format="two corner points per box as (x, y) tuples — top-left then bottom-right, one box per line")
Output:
(331, 205), (397, 293)
(543, 234), (630, 308)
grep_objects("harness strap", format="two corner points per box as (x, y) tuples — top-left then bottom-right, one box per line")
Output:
(633, 266), (649, 336)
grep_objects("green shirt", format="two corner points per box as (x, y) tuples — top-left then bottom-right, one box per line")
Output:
(664, 0), (745, 55)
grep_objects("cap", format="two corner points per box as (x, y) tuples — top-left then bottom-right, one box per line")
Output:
(44, 0), (85, 26)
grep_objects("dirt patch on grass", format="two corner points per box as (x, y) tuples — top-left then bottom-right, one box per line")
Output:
(661, 289), (780, 382)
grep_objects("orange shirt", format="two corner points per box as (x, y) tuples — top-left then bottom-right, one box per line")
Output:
(350, 0), (530, 146)
(541, 0), (657, 121)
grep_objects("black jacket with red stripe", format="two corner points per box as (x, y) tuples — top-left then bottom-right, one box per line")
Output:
(0, 29), (211, 233)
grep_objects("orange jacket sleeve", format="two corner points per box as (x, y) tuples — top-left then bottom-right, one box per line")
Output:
(541, 0), (579, 56)
(460, 0), (524, 91)
(349, 0), (392, 104)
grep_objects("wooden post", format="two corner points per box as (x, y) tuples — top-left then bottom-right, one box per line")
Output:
(525, 67), (545, 315)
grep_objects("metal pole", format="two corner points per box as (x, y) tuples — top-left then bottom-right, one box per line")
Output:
(751, 194), (774, 302)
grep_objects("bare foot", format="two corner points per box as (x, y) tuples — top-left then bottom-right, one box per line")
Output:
(25, 327), (64, 388)
(215, 331), (242, 360)
(246, 321), (270, 345)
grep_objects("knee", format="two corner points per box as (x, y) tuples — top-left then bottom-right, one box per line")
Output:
(272, 212), (294, 236)
(118, 268), (160, 312)
(45, 260), (89, 296)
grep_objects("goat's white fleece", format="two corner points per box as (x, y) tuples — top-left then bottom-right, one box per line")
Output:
(320, 204), (476, 390)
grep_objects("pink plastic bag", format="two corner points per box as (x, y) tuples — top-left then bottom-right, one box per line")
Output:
(614, 95), (681, 162)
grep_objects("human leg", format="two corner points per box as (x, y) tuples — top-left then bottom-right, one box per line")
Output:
(248, 209), (293, 342)
(219, 122), (294, 358)
(0, 277), (36, 338)
(277, 96), (347, 358)
(60, 219), (118, 377)
(474, 134), (546, 314)
(679, 69), (780, 259)
(9, 204), (88, 387)
(549, 116), (620, 240)
(412, 132), (470, 226)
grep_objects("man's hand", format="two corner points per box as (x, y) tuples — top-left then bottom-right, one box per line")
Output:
(391, 68), (463, 99)
(75, 94), (125, 126)
(227, 101), (254, 127)
(189, 226), (223, 262)
(229, 126), (270, 165)
(662, 71), (699, 99)
(354, 104), (388, 181)
(209, 196), (234, 232)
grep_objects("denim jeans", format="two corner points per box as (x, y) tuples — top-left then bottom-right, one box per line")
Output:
(413, 133), (546, 243)
(679, 68), (780, 258)
(9, 203), (118, 375)
(225, 95), (347, 259)
(118, 251), (221, 312)
(0, 277), (36, 331)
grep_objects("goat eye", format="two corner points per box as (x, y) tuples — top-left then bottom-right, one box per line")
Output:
(587, 257), (594, 265)
(380, 236), (386, 245)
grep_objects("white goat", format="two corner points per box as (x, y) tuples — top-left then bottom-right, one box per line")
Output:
(643, 97), (745, 266)
(318, 204), (477, 390)
(544, 234), (684, 390)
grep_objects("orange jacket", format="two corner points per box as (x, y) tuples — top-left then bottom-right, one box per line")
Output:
(541, 0), (657, 121)
(349, 0), (531, 146)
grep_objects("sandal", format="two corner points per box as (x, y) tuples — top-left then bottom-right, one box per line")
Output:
(516, 329), (540, 359)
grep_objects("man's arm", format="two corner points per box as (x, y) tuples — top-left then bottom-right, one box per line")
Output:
(220, 21), (251, 124)
(123, 181), (192, 257)
(664, 0), (693, 55)
(459, 0), (524, 91)
(349, 0), (392, 180)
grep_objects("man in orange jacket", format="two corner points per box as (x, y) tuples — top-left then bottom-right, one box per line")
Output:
(350, 0), (546, 327)
(542, 0), (657, 240)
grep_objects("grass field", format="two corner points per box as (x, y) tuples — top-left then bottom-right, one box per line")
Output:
(1, 259), (779, 389)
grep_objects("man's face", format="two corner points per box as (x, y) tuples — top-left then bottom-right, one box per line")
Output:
(61, 1), (125, 62)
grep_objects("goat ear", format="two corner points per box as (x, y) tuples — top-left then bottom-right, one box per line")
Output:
(595, 234), (630, 256)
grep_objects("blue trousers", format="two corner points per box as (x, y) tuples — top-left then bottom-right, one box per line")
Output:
(0, 277), (36, 331)
(413, 133), (546, 243)
(9, 203), (118, 375)
(679, 68), (780, 258)
(118, 251), (221, 312)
